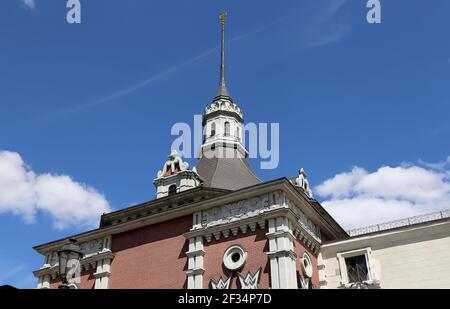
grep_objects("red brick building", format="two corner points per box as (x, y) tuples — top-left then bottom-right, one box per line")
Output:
(33, 13), (348, 289)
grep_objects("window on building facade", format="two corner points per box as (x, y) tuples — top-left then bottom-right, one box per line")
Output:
(345, 255), (369, 283)
(168, 185), (177, 196)
(224, 122), (230, 136)
(211, 122), (216, 137)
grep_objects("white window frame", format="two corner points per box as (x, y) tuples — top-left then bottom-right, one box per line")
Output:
(337, 247), (373, 285)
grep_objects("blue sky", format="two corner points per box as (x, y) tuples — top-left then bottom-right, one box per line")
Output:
(1, 0), (449, 288)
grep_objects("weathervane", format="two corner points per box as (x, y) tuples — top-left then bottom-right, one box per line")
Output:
(219, 11), (228, 26)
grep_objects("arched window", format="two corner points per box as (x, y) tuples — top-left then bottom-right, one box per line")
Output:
(168, 185), (177, 196)
(224, 122), (230, 137)
(236, 126), (240, 140)
(211, 122), (216, 137)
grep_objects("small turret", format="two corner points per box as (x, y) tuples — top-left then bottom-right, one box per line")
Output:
(153, 150), (202, 198)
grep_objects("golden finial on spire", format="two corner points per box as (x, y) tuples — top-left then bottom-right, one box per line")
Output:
(219, 11), (228, 26)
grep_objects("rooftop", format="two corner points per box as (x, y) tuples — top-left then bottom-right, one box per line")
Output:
(347, 209), (450, 237)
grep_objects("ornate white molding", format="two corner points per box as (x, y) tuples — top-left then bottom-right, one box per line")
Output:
(267, 217), (298, 289)
(238, 268), (262, 289)
(339, 279), (381, 289)
(210, 276), (231, 289)
(34, 250), (114, 279)
(204, 98), (243, 119)
(201, 195), (269, 228)
(186, 191), (321, 254)
(34, 236), (114, 289)
(186, 236), (204, 289)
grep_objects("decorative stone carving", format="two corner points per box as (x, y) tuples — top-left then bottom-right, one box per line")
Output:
(204, 98), (243, 119)
(202, 195), (269, 228)
(211, 276), (231, 289)
(293, 168), (313, 198)
(79, 238), (104, 257)
(48, 238), (105, 266)
(187, 191), (321, 252)
(285, 196), (321, 241)
(238, 268), (262, 289)
(223, 245), (247, 271)
(340, 279), (381, 289)
(301, 252), (313, 278)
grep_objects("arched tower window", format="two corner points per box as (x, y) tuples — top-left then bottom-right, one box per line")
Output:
(211, 122), (216, 137)
(236, 126), (240, 140)
(168, 185), (177, 196)
(224, 122), (230, 137)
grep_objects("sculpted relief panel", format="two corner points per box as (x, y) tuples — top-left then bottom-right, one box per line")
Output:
(201, 195), (270, 228)
(198, 191), (321, 241)
(48, 238), (105, 266)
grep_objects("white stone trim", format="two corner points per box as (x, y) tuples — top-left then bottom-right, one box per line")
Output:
(317, 252), (327, 289)
(94, 257), (111, 289)
(223, 245), (247, 271)
(301, 252), (313, 278)
(186, 236), (204, 289)
(36, 274), (51, 289)
(34, 249), (114, 288)
(336, 247), (373, 286)
(266, 217), (298, 289)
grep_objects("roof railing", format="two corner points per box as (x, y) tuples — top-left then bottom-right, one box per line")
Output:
(347, 209), (450, 237)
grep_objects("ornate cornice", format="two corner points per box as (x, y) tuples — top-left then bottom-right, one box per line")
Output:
(184, 190), (322, 253)
(33, 250), (114, 279)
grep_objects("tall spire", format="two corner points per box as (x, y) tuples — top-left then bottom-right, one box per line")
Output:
(216, 12), (230, 98)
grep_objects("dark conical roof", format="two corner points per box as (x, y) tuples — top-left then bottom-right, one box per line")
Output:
(196, 155), (261, 191)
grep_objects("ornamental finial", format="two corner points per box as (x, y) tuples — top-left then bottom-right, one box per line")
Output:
(219, 12), (228, 26)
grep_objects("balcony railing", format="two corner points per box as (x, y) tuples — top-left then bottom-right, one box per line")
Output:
(347, 209), (450, 237)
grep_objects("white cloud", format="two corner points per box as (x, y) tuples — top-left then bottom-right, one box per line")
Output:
(0, 151), (111, 229)
(20, 0), (35, 10)
(315, 159), (450, 230)
(418, 156), (450, 172)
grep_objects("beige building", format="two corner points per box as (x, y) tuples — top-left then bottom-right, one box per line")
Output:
(319, 211), (450, 289)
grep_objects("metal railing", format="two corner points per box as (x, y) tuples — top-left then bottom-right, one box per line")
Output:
(347, 209), (450, 237)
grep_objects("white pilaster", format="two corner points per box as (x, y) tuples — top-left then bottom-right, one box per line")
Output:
(317, 252), (327, 289)
(94, 235), (112, 289)
(267, 217), (298, 289)
(186, 236), (205, 289)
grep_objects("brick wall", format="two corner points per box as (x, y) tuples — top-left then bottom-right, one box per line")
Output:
(294, 239), (319, 287)
(108, 215), (192, 289)
(203, 227), (270, 289)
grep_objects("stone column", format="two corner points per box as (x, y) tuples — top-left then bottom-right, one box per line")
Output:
(267, 217), (298, 289)
(186, 236), (205, 289)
